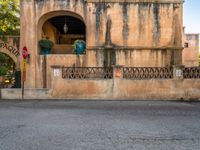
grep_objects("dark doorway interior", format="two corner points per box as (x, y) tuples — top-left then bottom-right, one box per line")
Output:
(48, 16), (86, 44)
(49, 16), (85, 35)
(42, 15), (86, 54)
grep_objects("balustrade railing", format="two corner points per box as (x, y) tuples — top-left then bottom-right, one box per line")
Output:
(123, 67), (173, 79)
(62, 67), (113, 79)
(183, 67), (200, 79)
(61, 66), (200, 80)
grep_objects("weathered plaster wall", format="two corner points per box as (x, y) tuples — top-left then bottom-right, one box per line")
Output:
(20, 0), (184, 88)
(2, 77), (200, 100)
(117, 49), (168, 67)
(20, 0), (36, 87)
(46, 55), (88, 88)
(87, 2), (183, 48)
(50, 75), (200, 100)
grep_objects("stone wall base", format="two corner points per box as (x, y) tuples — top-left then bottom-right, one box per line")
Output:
(1, 79), (200, 101)
(1, 88), (50, 100)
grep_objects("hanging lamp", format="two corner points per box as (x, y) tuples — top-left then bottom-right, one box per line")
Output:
(63, 17), (68, 34)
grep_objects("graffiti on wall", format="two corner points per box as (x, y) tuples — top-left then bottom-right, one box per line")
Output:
(0, 42), (20, 57)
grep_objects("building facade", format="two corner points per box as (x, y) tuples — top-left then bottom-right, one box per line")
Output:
(183, 34), (199, 67)
(20, 0), (184, 88)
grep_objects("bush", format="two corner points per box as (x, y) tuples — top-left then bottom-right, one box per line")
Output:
(0, 66), (8, 76)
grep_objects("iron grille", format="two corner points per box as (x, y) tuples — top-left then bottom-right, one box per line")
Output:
(62, 67), (113, 79)
(183, 67), (200, 79)
(123, 67), (173, 79)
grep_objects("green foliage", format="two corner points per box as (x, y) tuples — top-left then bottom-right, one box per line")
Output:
(0, 66), (8, 76)
(0, 53), (15, 76)
(0, 0), (20, 35)
(39, 39), (54, 49)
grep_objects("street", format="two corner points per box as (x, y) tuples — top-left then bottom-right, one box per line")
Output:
(0, 100), (200, 150)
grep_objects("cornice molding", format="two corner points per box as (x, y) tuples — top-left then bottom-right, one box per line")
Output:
(86, 46), (184, 50)
(85, 0), (184, 3)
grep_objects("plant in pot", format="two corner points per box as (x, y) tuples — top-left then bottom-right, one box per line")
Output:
(73, 40), (86, 55)
(38, 37), (54, 55)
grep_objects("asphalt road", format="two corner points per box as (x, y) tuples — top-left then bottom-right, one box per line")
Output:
(0, 100), (200, 150)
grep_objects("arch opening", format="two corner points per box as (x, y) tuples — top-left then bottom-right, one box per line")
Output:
(0, 52), (16, 87)
(40, 13), (86, 54)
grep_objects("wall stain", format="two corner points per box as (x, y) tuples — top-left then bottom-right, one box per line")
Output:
(35, 0), (45, 11)
(120, 3), (130, 46)
(153, 3), (161, 46)
(73, 0), (78, 12)
(95, 3), (107, 46)
(80, 0), (87, 19)
(67, 0), (70, 8)
(138, 3), (148, 37)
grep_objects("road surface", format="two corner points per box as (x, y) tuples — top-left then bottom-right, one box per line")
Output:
(0, 100), (200, 150)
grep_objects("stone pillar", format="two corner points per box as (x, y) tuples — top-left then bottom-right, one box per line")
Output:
(20, 0), (36, 88)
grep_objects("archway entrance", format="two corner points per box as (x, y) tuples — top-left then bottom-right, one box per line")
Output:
(41, 14), (86, 54)
(37, 11), (86, 88)
(0, 53), (16, 88)
(0, 37), (21, 88)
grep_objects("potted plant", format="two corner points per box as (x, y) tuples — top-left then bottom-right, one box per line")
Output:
(73, 40), (86, 55)
(38, 37), (54, 55)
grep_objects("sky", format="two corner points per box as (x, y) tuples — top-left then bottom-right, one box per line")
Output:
(183, 0), (200, 33)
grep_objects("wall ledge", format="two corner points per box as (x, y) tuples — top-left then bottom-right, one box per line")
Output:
(85, 0), (184, 4)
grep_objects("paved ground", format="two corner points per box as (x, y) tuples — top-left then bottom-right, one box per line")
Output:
(0, 100), (200, 150)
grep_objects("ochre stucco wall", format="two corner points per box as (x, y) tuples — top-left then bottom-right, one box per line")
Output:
(50, 72), (200, 100)
(20, 0), (184, 88)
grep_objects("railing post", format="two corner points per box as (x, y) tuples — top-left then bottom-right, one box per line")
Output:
(173, 65), (184, 79)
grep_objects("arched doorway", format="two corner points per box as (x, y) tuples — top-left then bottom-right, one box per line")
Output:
(38, 11), (86, 54)
(37, 11), (86, 88)
(0, 37), (21, 88)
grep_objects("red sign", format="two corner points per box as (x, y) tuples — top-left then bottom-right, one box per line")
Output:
(22, 47), (28, 59)
(115, 68), (121, 78)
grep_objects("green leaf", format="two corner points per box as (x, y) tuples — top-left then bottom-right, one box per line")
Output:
(0, 0), (20, 35)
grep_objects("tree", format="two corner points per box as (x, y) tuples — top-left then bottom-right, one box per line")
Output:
(0, 0), (20, 35)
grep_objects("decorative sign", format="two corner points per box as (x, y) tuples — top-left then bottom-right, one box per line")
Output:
(22, 59), (26, 72)
(22, 46), (28, 82)
(176, 69), (182, 77)
(22, 47), (28, 59)
(22, 59), (26, 81)
(0, 42), (20, 57)
(115, 68), (121, 78)
(54, 69), (60, 77)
